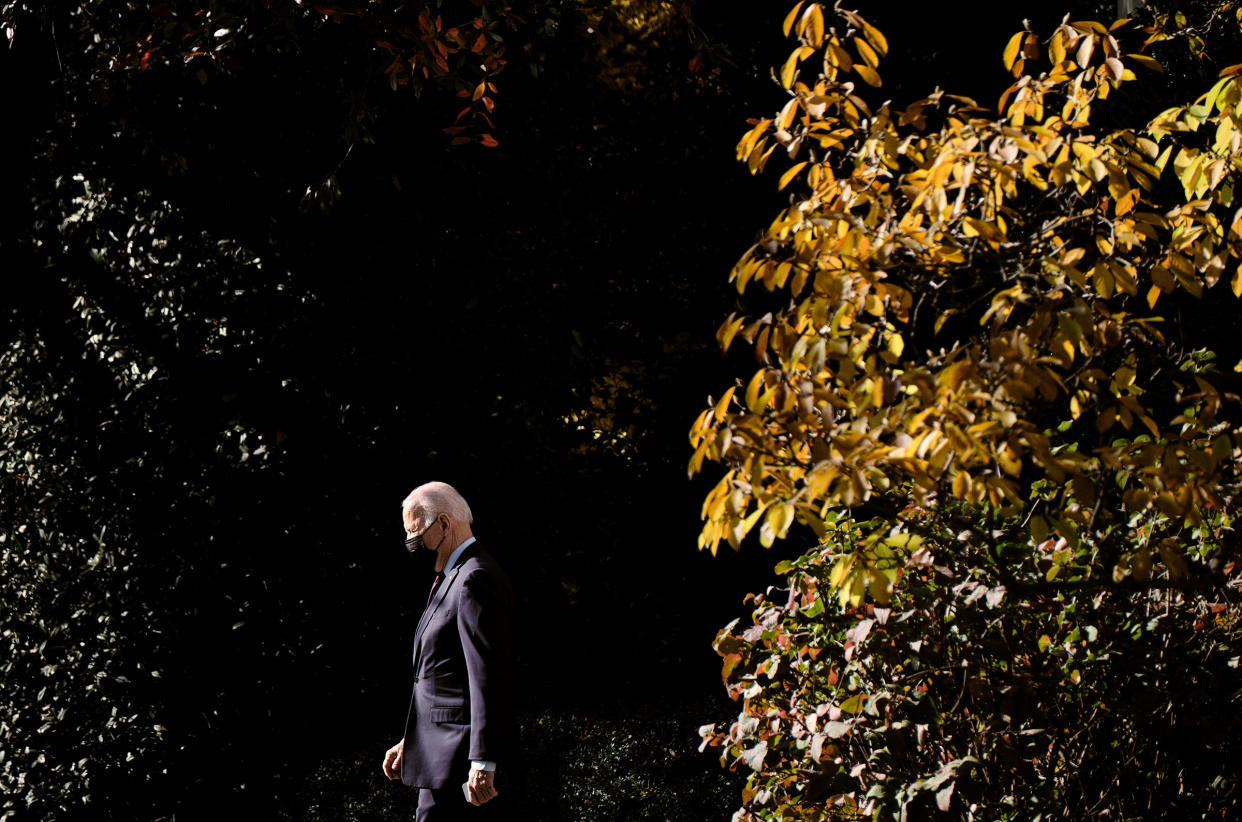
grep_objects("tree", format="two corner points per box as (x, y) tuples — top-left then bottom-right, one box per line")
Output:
(695, 1), (1242, 818)
(0, 1), (780, 818)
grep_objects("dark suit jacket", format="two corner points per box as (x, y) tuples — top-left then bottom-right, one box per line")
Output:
(400, 542), (517, 789)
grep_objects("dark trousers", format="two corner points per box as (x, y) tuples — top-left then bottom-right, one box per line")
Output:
(415, 776), (507, 822)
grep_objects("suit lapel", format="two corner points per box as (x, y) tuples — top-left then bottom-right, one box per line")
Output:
(412, 544), (479, 645)
(411, 543), (484, 667)
(417, 565), (460, 634)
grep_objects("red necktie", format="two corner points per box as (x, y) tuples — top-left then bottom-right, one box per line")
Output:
(426, 571), (445, 608)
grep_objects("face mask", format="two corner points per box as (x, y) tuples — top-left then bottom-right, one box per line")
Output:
(405, 519), (445, 554)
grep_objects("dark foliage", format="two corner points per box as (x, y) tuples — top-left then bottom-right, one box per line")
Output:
(4, 0), (1213, 819)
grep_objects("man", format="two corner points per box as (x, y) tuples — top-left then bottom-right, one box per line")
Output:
(382, 482), (518, 820)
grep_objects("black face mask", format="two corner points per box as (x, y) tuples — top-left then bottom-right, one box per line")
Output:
(405, 520), (445, 554)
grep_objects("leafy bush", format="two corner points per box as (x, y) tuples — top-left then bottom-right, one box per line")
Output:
(693, 0), (1242, 818)
(280, 700), (743, 822)
(702, 520), (1242, 819)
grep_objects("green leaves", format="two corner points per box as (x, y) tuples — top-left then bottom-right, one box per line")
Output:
(708, 511), (1242, 820)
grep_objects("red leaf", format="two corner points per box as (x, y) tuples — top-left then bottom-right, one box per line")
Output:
(479, 133), (499, 147)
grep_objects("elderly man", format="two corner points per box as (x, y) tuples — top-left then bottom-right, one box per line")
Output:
(382, 482), (518, 820)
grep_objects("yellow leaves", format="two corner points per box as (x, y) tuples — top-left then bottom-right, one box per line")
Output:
(780, 46), (816, 90)
(1214, 114), (1239, 159)
(736, 119), (770, 161)
(933, 309), (957, 335)
(1173, 147), (1211, 199)
(759, 502), (795, 547)
(794, 3), (825, 47)
(1089, 262), (1112, 298)
(776, 98), (799, 132)
(779, 161), (808, 191)
(779, 51), (799, 91)
(1021, 152), (1049, 189)
(828, 541), (903, 608)
(951, 470), (971, 499)
(745, 369), (781, 414)
(1133, 136), (1160, 159)
(733, 255), (762, 293)
(1103, 157), (1127, 196)
(803, 93), (831, 120)
(1172, 146), (1232, 201)
(997, 444), (1023, 477)
(931, 245), (966, 264)
(822, 39), (853, 80)
(961, 217), (1005, 245)
(937, 360), (973, 395)
(744, 369), (766, 413)
(1069, 389), (1090, 419)
(1059, 245), (1087, 271)
(1075, 33), (1095, 69)
(808, 123), (854, 151)
(1127, 52), (1163, 72)
(856, 16), (888, 57)
(738, 118), (776, 175)
(1199, 75), (1233, 116)
(1002, 31), (1026, 71)
(714, 387), (737, 422)
(696, 477), (736, 555)
(1003, 31), (1040, 77)
(1109, 260), (1138, 295)
(782, 2), (806, 38)
(718, 314), (746, 351)
(1070, 139), (1097, 169)
(749, 142), (778, 175)
(853, 36), (879, 69)
(697, 4), (1242, 562)
(854, 63), (882, 88)
(1049, 30), (1068, 66)
(827, 549), (853, 584)
(886, 331), (905, 359)
(979, 284), (1026, 327)
(1115, 186), (1140, 216)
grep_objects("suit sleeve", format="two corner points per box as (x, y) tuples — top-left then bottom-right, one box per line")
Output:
(457, 566), (514, 764)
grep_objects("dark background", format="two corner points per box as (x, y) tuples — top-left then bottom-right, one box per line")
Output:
(0, 0), (1132, 818)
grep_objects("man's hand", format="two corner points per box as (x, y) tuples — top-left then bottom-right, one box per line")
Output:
(466, 766), (498, 805)
(381, 739), (404, 781)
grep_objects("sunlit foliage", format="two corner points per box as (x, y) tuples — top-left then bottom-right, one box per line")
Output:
(696, 1), (1242, 818)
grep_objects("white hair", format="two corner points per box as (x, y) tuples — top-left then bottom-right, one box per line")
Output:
(402, 481), (473, 525)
